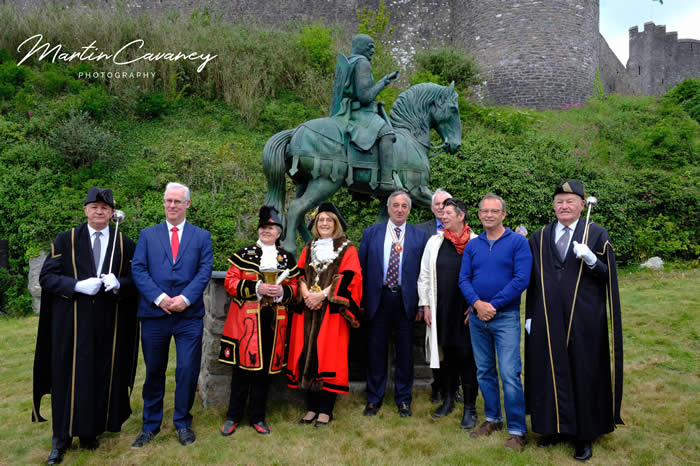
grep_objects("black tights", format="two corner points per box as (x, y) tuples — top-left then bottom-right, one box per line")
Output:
(443, 346), (478, 404)
(305, 390), (337, 416)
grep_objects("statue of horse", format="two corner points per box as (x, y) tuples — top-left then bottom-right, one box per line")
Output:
(263, 82), (462, 253)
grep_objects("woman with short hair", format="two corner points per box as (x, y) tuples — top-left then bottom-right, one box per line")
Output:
(417, 198), (479, 429)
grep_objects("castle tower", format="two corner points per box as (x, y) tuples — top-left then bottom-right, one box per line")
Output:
(453, 0), (600, 109)
(627, 22), (700, 95)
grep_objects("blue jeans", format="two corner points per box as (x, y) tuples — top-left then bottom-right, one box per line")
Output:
(469, 310), (527, 436)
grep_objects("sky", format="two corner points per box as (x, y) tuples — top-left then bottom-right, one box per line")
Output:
(600, 1), (700, 65)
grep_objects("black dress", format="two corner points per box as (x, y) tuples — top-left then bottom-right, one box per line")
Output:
(435, 239), (478, 403)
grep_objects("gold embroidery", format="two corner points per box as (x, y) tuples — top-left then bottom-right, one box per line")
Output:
(539, 229), (560, 432)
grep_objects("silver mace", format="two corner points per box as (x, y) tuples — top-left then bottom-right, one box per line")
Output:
(107, 210), (126, 274)
(582, 196), (597, 246)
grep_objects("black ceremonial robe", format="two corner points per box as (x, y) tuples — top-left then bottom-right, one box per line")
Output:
(32, 223), (139, 440)
(525, 219), (623, 441)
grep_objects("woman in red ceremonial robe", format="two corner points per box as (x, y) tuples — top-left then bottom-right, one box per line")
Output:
(286, 202), (362, 427)
(218, 206), (299, 436)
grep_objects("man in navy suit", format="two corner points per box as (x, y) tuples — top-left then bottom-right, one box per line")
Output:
(359, 190), (428, 417)
(131, 182), (213, 448)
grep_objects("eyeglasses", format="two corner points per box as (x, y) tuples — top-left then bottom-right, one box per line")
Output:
(478, 209), (502, 215)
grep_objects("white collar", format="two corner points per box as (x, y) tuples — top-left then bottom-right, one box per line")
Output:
(166, 220), (186, 232)
(87, 224), (109, 238)
(388, 220), (406, 232)
(556, 218), (579, 233)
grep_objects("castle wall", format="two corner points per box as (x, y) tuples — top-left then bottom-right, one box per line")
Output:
(598, 33), (634, 95)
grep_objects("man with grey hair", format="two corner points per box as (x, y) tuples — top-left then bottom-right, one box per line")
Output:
(131, 182), (213, 448)
(359, 190), (428, 417)
(459, 193), (532, 451)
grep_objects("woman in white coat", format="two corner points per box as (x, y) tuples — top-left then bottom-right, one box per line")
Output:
(417, 198), (479, 429)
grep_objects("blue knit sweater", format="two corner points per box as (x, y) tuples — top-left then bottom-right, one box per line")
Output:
(458, 228), (532, 313)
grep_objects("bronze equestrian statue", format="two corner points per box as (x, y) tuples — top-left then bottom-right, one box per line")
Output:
(263, 34), (462, 253)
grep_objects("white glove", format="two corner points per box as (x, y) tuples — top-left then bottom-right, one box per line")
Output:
(101, 273), (121, 293)
(74, 277), (103, 295)
(525, 319), (532, 335)
(572, 241), (597, 266)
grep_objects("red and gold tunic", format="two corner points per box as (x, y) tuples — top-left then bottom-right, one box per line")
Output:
(218, 245), (299, 373)
(286, 237), (363, 394)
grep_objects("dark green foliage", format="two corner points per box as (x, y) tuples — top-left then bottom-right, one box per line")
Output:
(665, 78), (700, 122)
(259, 92), (324, 133)
(31, 68), (69, 96)
(47, 111), (114, 167)
(136, 92), (169, 119)
(79, 85), (112, 118)
(414, 46), (481, 93)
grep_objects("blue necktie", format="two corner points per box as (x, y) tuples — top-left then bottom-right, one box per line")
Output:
(385, 228), (402, 287)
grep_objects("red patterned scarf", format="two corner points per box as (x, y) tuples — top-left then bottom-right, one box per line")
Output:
(443, 225), (472, 254)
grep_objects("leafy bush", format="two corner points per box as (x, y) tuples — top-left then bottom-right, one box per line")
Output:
(80, 85), (112, 118)
(47, 112), (114, 167)
(31, 68), (69, 96)
(297, 22), (336, 74)
(136, 92), (169, 119)
(665, 78), (700, 122)
(414, 45), (481, 93)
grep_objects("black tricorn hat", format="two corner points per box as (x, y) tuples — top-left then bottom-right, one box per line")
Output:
(84, 187), (114, 209)
(553, 179), (585, 199)
(308, 202), (348, 232)
(258, 205), (283, 229)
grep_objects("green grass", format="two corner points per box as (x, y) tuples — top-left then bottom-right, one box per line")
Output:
(1, 268), (697, 464)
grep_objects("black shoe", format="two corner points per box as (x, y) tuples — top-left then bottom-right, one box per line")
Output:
(363, 402), (381, 416)
(131, 431), (158, 449)
(432, 393), (455, 419)
(251, 421), (271, 435)
(460, 404), (478, 430)
(455, 389), (464, 403)
(220, 419), (239, 436)
(46, 447), (67, 465)
(574, 441), (592, 461)
(430, 386), (442, 404)
(398, 402), (412, 417)
(79, 437), (99, 450)
(177, 427), (196, 446)
(298, 412), (317, 425)
(537, 434), (566, 448)
(314, 413), (333, 428)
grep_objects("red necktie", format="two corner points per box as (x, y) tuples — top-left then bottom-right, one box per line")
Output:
(171, 226), (180, 261)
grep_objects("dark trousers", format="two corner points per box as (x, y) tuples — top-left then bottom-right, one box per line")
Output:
(366, 288), (414, 405)
(306, 390), (338, 416)
(226, 365), (272, 424)
(140, 316), (203, 432)
(443, 346), (478, 404)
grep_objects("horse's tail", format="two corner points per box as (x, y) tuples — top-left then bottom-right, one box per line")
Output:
(263, 129), (294, 216)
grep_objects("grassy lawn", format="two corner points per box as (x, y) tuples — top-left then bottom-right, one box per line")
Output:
(1, 268), (697, 464)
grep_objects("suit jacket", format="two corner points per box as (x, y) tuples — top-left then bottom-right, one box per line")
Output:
(416, 218), (440, 237)
(132, 221), (213, 319)
(359, 222), (428, 321)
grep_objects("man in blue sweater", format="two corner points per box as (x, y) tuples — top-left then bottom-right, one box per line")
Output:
(459, 193), (532, 451)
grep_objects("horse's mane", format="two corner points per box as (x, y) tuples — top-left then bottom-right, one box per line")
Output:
(389, 82), (455, 135)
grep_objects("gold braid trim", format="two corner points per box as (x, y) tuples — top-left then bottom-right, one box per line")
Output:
(539, 229), (560, 432)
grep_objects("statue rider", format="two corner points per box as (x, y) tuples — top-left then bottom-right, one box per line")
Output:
(330, 34), (400, 190)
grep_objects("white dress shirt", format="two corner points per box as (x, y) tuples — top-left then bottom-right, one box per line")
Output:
(383, 220), (406, 285)
(87, 224), (109, 274)
(554, 218), (579, 256)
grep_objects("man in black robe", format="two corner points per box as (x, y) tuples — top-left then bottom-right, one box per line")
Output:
(525, 180), (623, 462)
(32, 187), (139, 465)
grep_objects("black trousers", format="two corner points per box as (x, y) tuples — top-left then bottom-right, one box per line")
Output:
(226, 365), (272, 424)
(305, 390), (338, 416)
(442, 345), (478, 405)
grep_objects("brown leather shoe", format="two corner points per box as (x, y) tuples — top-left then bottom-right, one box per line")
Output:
(470, 420), (504, 438)
(505, 434), (526, 451)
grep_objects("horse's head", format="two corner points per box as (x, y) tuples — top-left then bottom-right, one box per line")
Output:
(431, 82), (462, 154)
